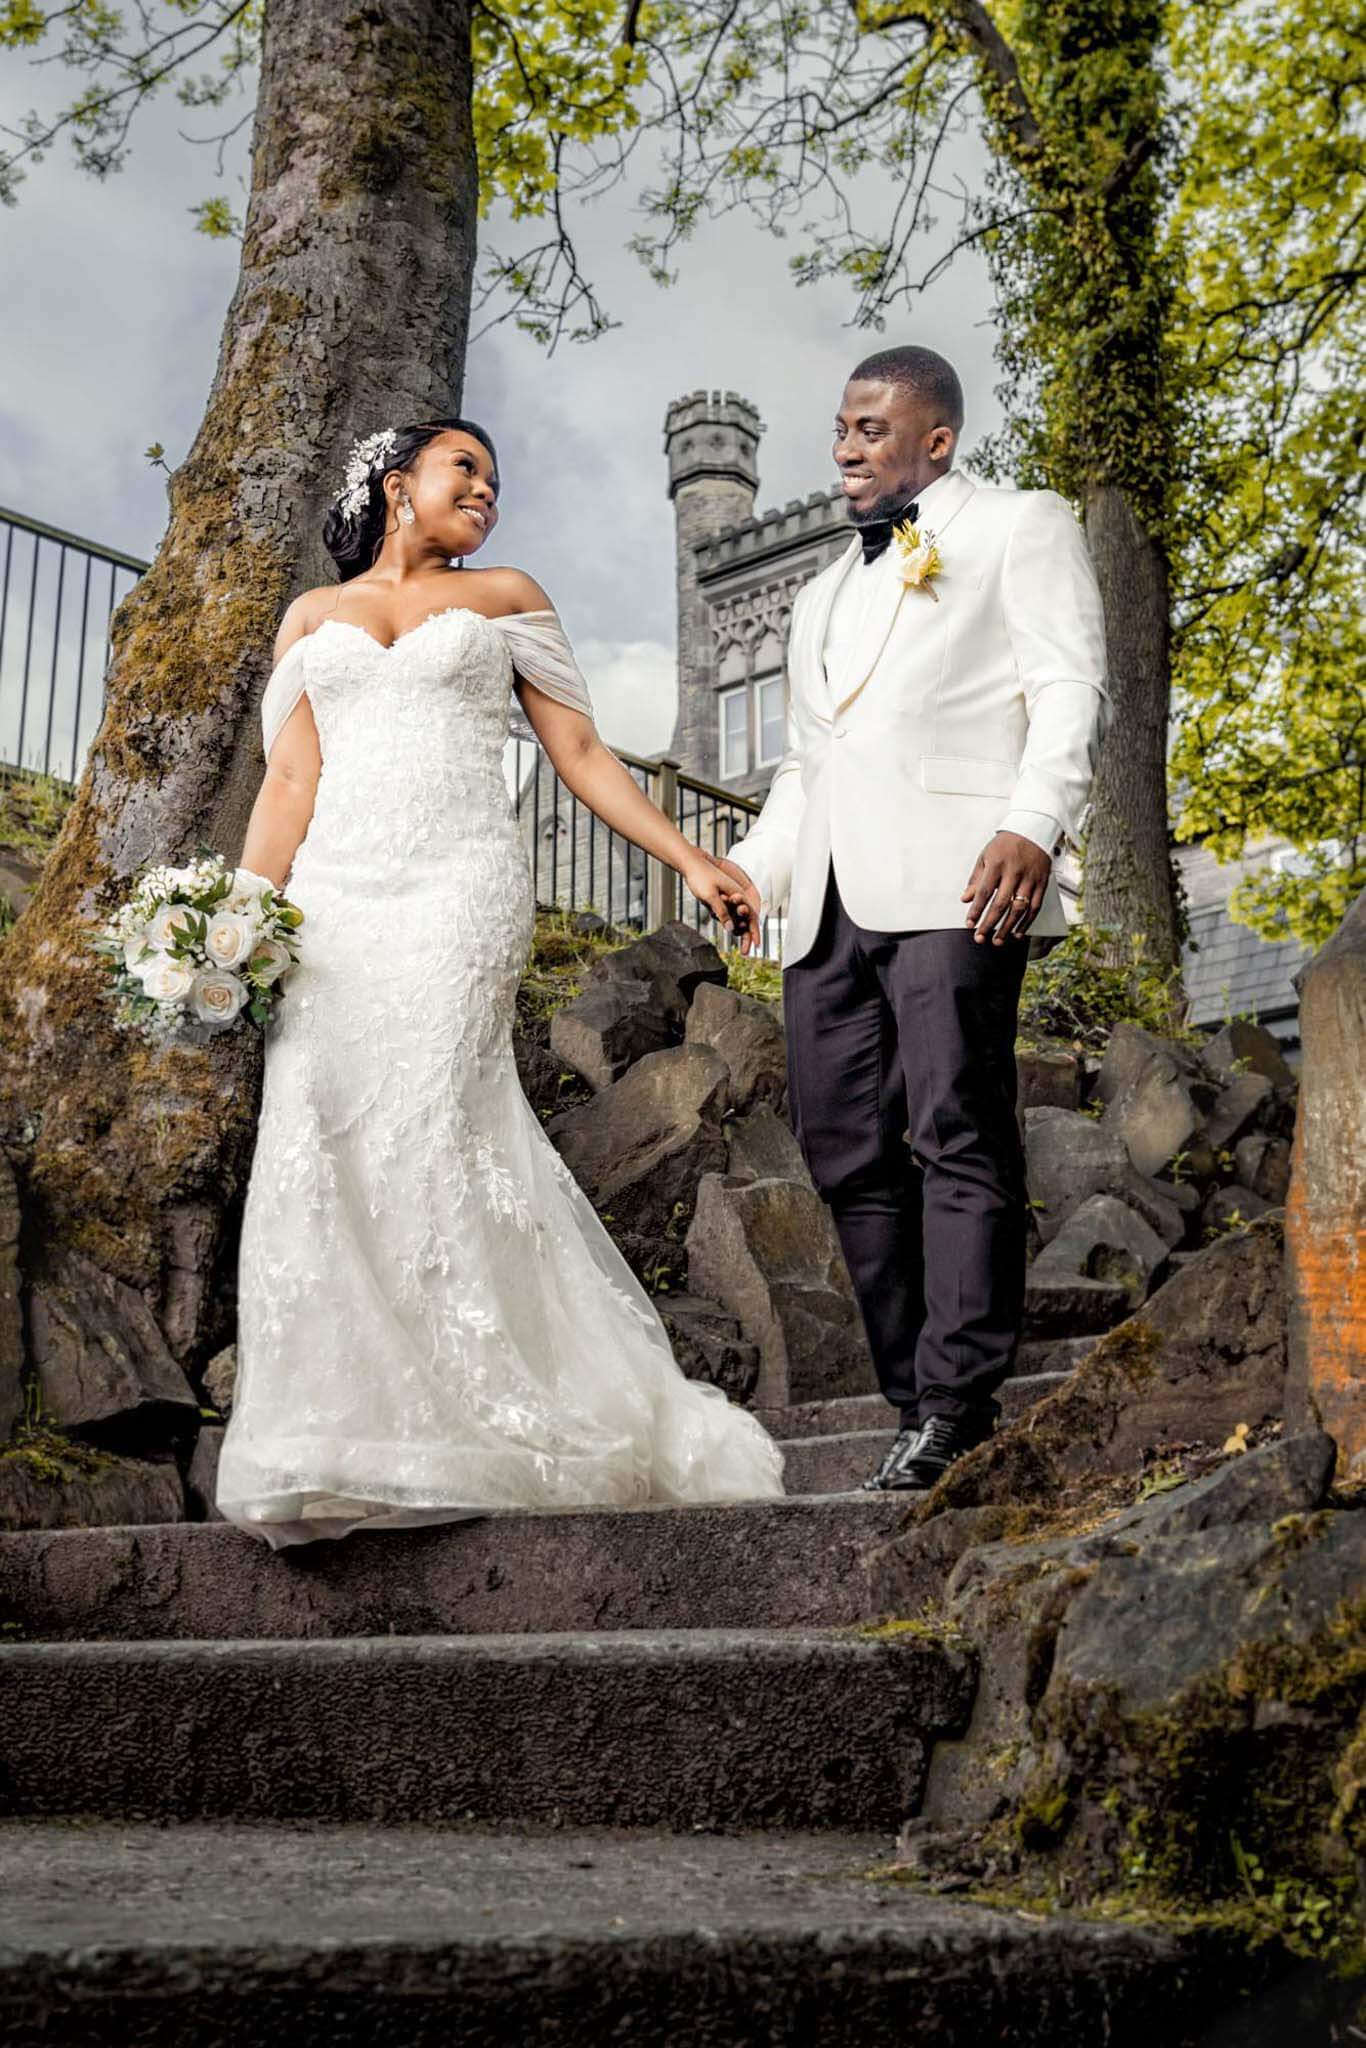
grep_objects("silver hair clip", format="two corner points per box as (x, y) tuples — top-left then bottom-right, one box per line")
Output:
(334, 427), (399, 521)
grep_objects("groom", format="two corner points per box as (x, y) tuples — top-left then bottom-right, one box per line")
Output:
(717, 345), (1112, 1491)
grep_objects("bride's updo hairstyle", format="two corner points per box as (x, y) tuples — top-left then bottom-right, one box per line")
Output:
(322, 416), (501, 583)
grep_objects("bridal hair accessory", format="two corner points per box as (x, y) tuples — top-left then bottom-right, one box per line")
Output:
(892, 518), (943, 601)
(335, 427), (399, 522)
(91, 850), (304, 1044)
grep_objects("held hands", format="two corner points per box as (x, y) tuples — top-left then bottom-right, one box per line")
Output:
(680, 850), (757, 942)
(961, 831), (1051, 944)
(709, 855), (763, 955)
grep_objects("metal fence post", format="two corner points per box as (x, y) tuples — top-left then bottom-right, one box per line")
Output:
(648, 757), (681, 930)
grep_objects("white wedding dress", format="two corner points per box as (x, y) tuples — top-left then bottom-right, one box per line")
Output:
(214, 600), (785, 1548)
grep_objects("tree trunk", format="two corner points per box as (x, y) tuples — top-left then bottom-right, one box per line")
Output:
(1081, 482), (1182, 979)
(0, 0), (477, 1381)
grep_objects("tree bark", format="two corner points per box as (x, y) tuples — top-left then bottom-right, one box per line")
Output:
(1081, 483), (1182, 978)
(0, 0), (477, 1376)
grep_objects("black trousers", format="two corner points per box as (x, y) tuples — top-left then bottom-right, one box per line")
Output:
(782, 859), (1030, 1428)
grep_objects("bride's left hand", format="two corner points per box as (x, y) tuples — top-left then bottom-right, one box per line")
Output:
(680, 851), (748, 938)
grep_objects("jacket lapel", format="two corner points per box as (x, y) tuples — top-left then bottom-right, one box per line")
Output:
(793, 537), (859, 723)
(830, 470), (978, 720)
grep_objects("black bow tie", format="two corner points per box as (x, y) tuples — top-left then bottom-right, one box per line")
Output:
(858, 497), (920, 565)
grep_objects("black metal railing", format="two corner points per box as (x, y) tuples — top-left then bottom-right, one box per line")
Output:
(0, 505), (148, 782)
(507, 733), (780, 957)
(0, 503), (782, 957)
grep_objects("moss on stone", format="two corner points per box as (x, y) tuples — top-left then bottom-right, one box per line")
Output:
(981, 1595), (1366, 1961)
(0, 1423), (115, 1486)
(855, 1608), (973, 1651)
(515, 908), (629, 1030)
(1013, 1778), (1074, 1850)
(900, 1318), (1165, 1532)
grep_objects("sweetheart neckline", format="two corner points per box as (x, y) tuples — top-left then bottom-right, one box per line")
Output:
(316, 604), (495, 655)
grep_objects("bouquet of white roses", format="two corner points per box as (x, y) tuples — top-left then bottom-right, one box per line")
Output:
(91, 850), (303, 1042)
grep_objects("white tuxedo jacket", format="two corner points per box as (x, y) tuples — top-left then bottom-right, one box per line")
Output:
(729, 470), (1113, 965)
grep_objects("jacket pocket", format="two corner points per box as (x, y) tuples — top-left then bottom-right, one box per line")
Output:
(920, 753), (1018, 798)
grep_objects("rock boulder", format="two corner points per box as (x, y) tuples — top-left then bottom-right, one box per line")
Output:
(0, 1441), (184, 1531)
(655, 1291), (760, 1404)
(723, 1104), (809, 1187)
(1015, 1047), (1083, 1117)
(185, 1421), (225, 1521)
(1024, 1108), (1183, 1247)
(27, 1247), (199, 1433)
(1030, 1192), (1170, 1308)
(905, 1210), (1288, 1519)
(550, 980), (674, 1091)
(586, 921), (727, 1032)
(1200, 1018), (1297, 1090)
(685, 981), (788, 1115)
(1233, 1133), (1292, 1206)
(547, 1044), (730, 1240)
(685, 1171), (876, 1410)
(1094, 1024), (1217, 1181)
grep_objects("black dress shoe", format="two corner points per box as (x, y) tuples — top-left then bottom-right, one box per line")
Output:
(860, 1424), (926, 1492)
(894, 1411), (995, 1491)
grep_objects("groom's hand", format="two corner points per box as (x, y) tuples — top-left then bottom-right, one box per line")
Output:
(712, 856), (763, 955)
(961, 832), (1051, 945)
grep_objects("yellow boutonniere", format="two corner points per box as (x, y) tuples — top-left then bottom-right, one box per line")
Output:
(892, 520), (943, 601)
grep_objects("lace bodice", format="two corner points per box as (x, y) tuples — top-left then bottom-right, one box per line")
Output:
(258, 602), (596, 764)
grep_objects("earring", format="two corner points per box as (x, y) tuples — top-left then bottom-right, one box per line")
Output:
(398, 497), (416, 526)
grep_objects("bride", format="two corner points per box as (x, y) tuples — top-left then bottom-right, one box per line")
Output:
(214, 416), (786, 1548)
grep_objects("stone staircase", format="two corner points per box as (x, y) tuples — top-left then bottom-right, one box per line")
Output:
(0, 1458), (1251, 2044)
(766, 1372), (1071, 1495)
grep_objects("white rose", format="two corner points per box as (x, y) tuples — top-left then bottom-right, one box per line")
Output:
(204, 910), (255, 968)
(246, 936), (293, 985)
(122, 926), (157, 972)
(225, 874), (268, 916)
(146, 902), (198, 949)
(139, 953), (196, 1003)
(189, 968), (248, 1027)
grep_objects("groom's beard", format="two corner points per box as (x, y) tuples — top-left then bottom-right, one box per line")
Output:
(850, 489), (922, 564)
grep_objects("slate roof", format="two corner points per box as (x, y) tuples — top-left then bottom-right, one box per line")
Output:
(1181, 904), (1313, 1045)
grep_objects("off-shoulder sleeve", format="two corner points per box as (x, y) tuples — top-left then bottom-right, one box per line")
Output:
(493, 608), (596, 721)
(260, 633), (310, 762)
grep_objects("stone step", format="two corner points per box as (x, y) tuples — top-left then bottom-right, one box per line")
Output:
(0, 1628), (974, 1830)
(0, 1494), (902, 1644)
(763, 1371), (1072, 1448)
(0, 1820), (1259, 2047)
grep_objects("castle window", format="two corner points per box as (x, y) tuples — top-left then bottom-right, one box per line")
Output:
(756, 675), (785, 767)
(719, 685), (748, 780)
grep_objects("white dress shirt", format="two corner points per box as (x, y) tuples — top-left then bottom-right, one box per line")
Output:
(823, 471), (1064, 862)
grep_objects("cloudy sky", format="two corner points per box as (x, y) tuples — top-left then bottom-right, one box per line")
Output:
(1, 35), (1001, 758)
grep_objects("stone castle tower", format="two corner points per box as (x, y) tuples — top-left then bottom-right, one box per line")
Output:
(664, 392), (764, 780)
(665, 391), (850, 801)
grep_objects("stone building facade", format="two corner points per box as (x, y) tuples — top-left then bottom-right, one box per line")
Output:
(664, 390), (850, 797)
